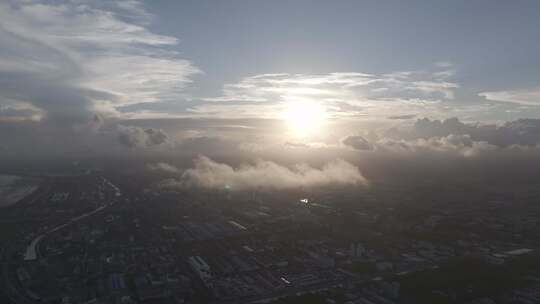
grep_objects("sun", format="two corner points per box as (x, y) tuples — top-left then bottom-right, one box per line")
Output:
(282, 101), (327, 138)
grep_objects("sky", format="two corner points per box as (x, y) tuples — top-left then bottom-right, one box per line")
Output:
(2, 0), (540, 188)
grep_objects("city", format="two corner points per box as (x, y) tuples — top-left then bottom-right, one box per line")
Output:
(0, 166), (538, 303)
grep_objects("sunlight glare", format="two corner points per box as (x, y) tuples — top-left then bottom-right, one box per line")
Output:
(282, 101), (327, 138)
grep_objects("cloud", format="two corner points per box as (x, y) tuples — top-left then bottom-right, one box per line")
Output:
(401, 117), (540, 147)
(147, 162), (180, 173)
(117, 125), (170, 148)
(342, 135), (373, 151)
(284, 141), (312, 149)
(479, 88), (540, 106)
(341, 115), (540, 157)
(194, 66), (458, 120)
(342, 131), (495, 157)
(340, 117), (540, 158)
(0, 101), (44, 122)
(207, 70), (457, 104)
(376, 135), (495, 157)
(387, 114), (417, 120)
(0, 0), (199, 123)
(163, 156), (368, 190)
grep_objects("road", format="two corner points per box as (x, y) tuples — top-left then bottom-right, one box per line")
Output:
(1, 177), (120, 304)
(24, 204), (108, 261)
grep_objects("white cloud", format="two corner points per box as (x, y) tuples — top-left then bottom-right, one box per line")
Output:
(402, 117), (540, 147)
(116, 125), (170, 148)
(376, 135), (496, 157)
(342, 117), (540, 158)
(163, 156), (368, 190)
(196, 68), (458, 120)
(0, 0), (200, 121)
(479, 88), (540, 106)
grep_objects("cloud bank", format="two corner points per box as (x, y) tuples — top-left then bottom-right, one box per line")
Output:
(161, 156), (368, 191)
(341, 117), (540, 157)
(405, 117), (540, 147)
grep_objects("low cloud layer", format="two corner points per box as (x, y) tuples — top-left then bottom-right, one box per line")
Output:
(160, 156), (368, 191)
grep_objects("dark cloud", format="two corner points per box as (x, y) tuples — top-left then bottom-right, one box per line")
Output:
(387, 114), (417, 120)
(0, 71), (114, 123)
(342, 135), (373, 151)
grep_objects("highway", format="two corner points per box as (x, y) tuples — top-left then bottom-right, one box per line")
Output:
(1, 177), (120, 304)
